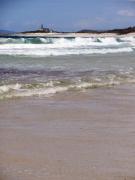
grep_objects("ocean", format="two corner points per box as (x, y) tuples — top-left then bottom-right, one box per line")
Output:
(0, 36), (135, 100)
(1, 35), (135, 180)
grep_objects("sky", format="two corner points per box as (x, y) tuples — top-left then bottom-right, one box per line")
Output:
(0, 0), (135, 32)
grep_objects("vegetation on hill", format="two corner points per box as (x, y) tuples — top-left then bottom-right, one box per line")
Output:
(0, 26), (135, 36)
(77, 26), (135, 34)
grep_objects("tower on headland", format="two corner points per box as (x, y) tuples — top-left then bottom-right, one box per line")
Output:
(39, 24), (52, 33)
(41, 24), (43, 30)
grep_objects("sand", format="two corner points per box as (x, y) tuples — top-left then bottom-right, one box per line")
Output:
(10, 32), (135, 37)
(1, 85), (135, 180)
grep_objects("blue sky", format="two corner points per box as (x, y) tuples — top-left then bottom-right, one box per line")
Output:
(0, 0), (135, 32)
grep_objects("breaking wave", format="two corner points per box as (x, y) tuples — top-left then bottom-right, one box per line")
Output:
(0, 37), (135, 56)
(1, 69), (135, 99)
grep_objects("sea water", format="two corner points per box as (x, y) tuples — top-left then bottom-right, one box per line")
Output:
(0, 36), (135, 100)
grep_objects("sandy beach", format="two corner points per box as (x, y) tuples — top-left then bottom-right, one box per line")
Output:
(9, 32), (135, 38)
(1, 85), (135, 180)
(1, 0), (135, 179)
(1, 30), (135, 180)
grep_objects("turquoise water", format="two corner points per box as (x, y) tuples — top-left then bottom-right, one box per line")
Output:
(0, 36), (135, 99)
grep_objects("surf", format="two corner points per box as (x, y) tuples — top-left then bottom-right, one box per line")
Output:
(0, 37), (135, 56)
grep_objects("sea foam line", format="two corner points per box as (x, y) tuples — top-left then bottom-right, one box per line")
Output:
(0, 47), (133, 56)
(0, 78), (131, 99)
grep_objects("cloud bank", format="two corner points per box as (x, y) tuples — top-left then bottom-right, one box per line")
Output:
(74, 19), (91, 29)
(118, 9), (135, 16)
(23, 21), (38, 26)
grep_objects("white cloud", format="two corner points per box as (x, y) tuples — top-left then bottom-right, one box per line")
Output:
(74, 19), (91, 29)
(124, 0), (135, 1)
(5, 21), (13, 28)
(118, 9), (135, 16)
(23, 21), (38, 26)
(73, 17), (107, 30)
(129, 0), (135, 1)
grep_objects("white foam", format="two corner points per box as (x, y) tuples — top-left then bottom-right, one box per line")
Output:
(98, 37), (119, 45)
(3, 86), (68, 99)
(0, 43), (133, 56)
(0, 37), (134, 56)
(0, 84), (21, 93)
(1, 74), (135, 99)
(120, 36), (135, 42)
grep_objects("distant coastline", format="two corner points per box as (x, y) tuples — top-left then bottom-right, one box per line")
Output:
(0, 25), (135, 38)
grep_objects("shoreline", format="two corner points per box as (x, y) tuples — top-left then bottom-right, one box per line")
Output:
(1, 32), (135, 38)
(1, 85), (135, 180)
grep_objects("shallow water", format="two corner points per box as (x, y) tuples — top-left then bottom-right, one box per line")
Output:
(0, 36), (135, 99)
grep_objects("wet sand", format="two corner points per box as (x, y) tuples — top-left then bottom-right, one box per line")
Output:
(1, 85), (135, 180)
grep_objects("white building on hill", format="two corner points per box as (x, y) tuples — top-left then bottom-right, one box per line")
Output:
(39, 24), (52, 33)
